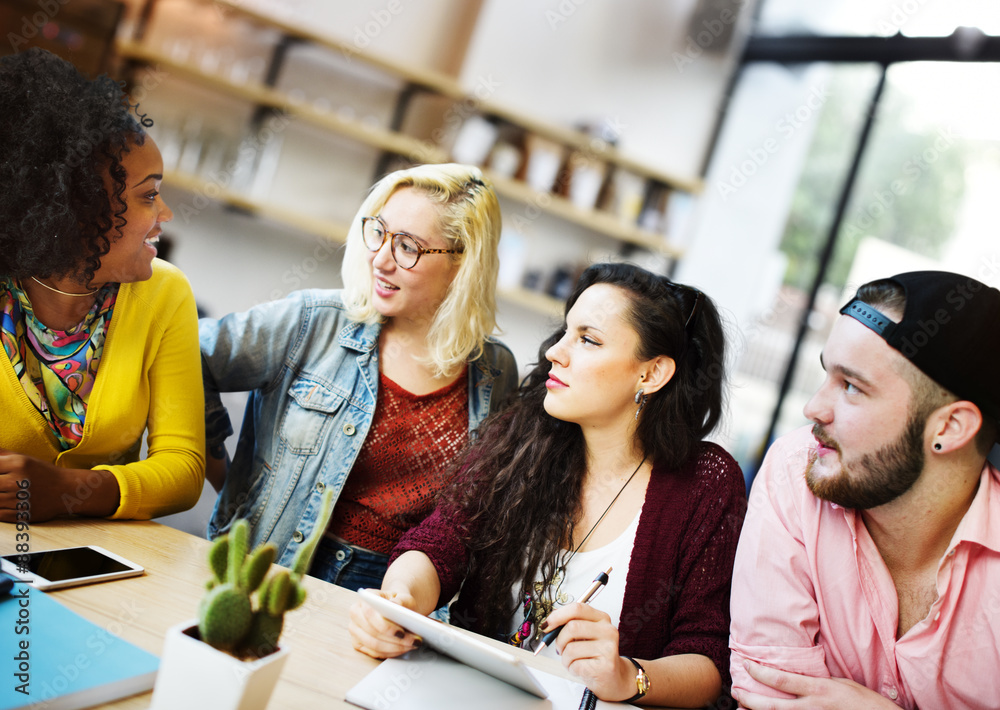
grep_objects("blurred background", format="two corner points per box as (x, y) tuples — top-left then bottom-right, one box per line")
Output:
(4, 0), (998, 532)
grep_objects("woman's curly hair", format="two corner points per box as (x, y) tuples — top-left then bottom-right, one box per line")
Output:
(0, 48), (149, 286)
(443, 262), (728, 637)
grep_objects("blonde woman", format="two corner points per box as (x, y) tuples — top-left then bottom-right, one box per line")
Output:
(200, 164), (516, 590)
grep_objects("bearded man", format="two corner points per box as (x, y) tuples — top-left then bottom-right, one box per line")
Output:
(729, 271), (1000, 709)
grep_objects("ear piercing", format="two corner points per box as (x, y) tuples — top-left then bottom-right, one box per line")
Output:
(634, 390), (647, 420)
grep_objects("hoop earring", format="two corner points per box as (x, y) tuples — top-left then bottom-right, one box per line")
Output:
(634, 392), (647, 420)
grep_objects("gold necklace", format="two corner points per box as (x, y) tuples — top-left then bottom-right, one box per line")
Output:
(30, 276), (99, 298)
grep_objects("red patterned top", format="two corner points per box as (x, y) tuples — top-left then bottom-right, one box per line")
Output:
(327, 367), (469, 554)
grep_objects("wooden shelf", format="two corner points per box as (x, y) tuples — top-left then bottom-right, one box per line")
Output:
(476, 103), (703, 195)
(498, 287), (565, 318)
(161, 169), (349, 241)
(485, 171), (683, 257)
(212, 0), (466, 100)
(119, 39), (682, 253)
(117, 41), (449, 164)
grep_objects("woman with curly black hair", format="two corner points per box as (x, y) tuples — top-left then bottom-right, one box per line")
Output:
(351, 262), (747, 707)
(0, 48), (204, 522)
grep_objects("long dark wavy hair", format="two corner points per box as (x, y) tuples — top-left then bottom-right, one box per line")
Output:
(0, 48), (149, 286)
(446, 262), (727, 636)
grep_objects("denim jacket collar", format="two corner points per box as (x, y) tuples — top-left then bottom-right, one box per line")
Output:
(338, 319), (380, 354)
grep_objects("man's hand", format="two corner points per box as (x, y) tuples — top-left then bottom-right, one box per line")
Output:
(734, 661), (902, 709)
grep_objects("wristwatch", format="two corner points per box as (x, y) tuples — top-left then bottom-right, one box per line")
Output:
(623, 656), (651, 704)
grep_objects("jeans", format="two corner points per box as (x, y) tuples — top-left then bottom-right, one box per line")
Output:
(310, 536), (390, 592)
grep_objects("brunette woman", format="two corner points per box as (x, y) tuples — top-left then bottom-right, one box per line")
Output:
(351, 262), (746, 707)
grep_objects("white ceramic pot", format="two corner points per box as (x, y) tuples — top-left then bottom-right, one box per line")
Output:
(149, 620), (289, 710)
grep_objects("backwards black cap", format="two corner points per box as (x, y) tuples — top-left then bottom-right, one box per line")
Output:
(840, 270), (1000, 424)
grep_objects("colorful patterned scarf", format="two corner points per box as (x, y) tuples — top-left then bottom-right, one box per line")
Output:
(0, 277), (118, 450)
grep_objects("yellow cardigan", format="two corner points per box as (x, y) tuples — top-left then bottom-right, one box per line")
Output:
(1, 259), (205, 519)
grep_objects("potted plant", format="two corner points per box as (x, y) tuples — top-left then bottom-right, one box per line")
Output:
(150, 489), (334, 710)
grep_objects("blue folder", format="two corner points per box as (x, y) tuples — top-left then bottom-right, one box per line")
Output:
(0, 585), (159, 710)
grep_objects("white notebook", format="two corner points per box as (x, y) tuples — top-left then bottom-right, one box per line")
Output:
(345, 648), (624, 710)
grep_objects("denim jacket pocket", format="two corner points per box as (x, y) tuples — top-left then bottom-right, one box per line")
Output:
(281, 377), (347, 455)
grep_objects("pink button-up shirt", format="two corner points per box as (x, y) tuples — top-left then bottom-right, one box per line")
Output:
(730, 426), (1000, 709)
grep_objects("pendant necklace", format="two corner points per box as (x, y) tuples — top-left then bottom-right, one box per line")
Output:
(513, 454), (648, 646)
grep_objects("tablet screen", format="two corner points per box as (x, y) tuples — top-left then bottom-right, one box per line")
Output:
(10, 547), (133, 581)
(1, 545), (143, 590)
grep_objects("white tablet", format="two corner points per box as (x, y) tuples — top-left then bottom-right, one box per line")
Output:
(358, 588), (549, 699)
(0, 545), (144, 590)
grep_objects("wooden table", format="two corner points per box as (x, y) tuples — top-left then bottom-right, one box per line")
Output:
(1, 519), (384, 708)
(1, 519), (583, 709)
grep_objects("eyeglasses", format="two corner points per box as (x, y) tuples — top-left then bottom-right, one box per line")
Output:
(361, 216), (462, 270)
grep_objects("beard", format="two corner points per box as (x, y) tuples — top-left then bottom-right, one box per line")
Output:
(805, 412), (926, 510)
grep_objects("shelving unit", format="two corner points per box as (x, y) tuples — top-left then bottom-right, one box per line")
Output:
(483, 172), (683, 256)
(206, 0), (703, 195)
(116, 40), (449, 164)
(116, 0), (702, 314)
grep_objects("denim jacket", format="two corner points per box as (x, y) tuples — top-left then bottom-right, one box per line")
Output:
(200, 289), (517, 566)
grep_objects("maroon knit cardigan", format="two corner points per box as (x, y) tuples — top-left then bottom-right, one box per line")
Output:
(391, 442), (747, 688)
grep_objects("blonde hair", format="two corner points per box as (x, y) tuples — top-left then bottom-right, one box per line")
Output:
(341, 163), (502, 378)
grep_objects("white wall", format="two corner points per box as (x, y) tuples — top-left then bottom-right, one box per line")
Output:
(677, 64), (829, 329)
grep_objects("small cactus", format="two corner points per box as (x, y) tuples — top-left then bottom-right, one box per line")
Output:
(198, 488), (334, 659)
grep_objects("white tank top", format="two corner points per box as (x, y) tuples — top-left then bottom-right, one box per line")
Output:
(507, 508), (641, 658)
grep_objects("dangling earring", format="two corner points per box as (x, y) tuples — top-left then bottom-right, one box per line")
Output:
(634, 390), (647, 420)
